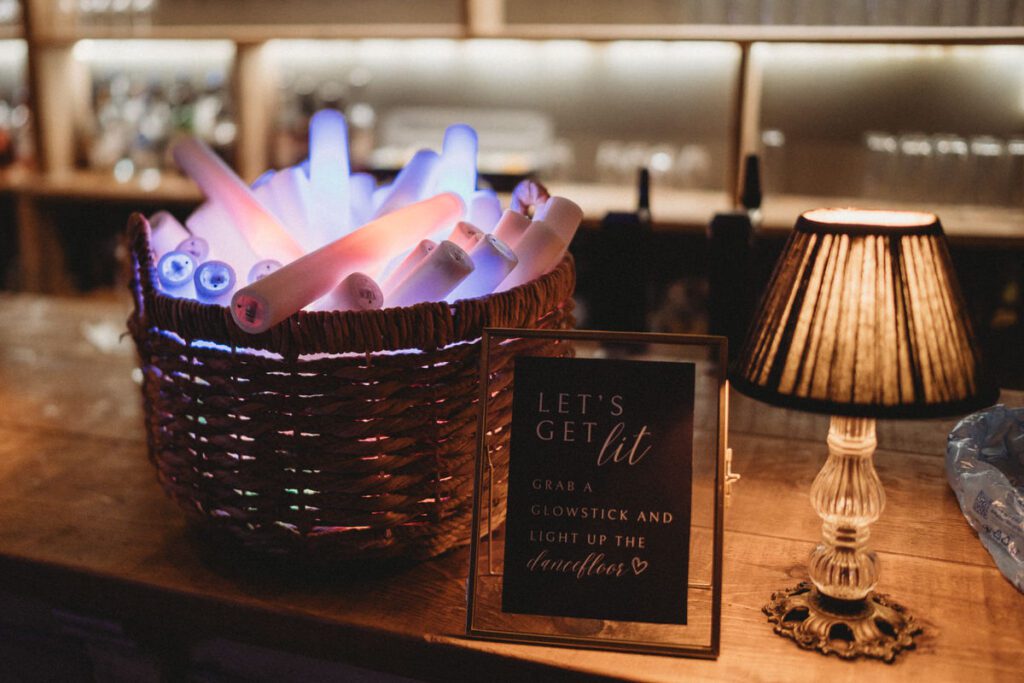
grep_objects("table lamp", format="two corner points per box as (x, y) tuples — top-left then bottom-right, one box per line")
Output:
(731, 208), (996, 661)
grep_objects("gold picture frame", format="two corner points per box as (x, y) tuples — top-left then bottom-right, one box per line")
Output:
(466, 328), (727, 658)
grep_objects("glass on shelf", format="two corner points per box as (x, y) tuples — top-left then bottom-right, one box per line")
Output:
(969, 135), (1010, 206)
(265, 39), (739, 191)
(0, 40), (30, 170)
(75, 40), (236, 184)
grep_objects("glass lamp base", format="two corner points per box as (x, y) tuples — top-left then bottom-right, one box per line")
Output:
(763, 582), (921, 663)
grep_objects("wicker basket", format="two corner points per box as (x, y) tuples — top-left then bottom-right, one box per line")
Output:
(126, 213), (575, 562)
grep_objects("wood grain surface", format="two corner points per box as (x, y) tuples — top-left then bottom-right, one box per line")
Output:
(0, 293), (1021, 681)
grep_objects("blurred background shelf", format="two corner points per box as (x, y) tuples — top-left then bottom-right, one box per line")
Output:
(0, 0), (1019, 387)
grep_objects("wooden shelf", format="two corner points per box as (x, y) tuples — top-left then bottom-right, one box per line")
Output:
(17, 170), (201, 203)
(24, 22), (1024, 46)
(761, 194), (1024, 247)
(33, 22), (465, 46)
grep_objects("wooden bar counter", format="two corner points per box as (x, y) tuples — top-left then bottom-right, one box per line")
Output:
(0, 293), (1020, 681)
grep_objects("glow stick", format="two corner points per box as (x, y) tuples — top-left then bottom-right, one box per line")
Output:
(380, 239), (436, 292)
(433, 124), (478, 201)
(172, 137), (303, 263)
(251, 169), (276, 189)
(385, 240), (474, 308)
(491, 210), (531, 248)
(176, 236), (209, 262)
(497, 220), (567, 291)
(349, 172), (377, 231)
(372, 149), (439, 219)
(147, 211), (190, 259)
(448, 235), (519, 301)
(308, 109), (351, 239)
(248, 259), (282, 284)
(310, 272), (383, 312)
(467, 189), (502, 232)
(256, 167), (315, 251)
(231, 193), (465, 333)
(194, 260), (237, 305)
(185, 201), (263, 281)
(155, 250), (197, 299)
(447, 221), (484, 252)
(533, 196), (584, 243)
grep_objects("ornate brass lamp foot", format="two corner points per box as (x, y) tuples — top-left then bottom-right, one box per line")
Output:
(764, 582), (921, 663)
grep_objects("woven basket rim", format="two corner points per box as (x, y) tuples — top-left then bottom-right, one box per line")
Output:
(127, 212), (576, 359)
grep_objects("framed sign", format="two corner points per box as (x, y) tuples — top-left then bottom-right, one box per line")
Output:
(466, 328), (727, 658)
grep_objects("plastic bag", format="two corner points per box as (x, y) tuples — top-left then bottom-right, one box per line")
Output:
(946, 405), (1024, 592)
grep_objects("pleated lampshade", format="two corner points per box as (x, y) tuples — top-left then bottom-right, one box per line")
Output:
(732, 208), (996, 418)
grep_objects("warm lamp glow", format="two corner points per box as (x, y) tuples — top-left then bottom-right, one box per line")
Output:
(802, 208), (937, 228)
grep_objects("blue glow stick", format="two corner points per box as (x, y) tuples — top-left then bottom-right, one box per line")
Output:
(156, 250), (197, 299)
(349, 172), (377, 231)
(309, 109), (351, 239)
(194, 260), (237, 305)
(372, 149), (439, 219)
(467, 189), (502, 232)
(433, 124), (478, 202)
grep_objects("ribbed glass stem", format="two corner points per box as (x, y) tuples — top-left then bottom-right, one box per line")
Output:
(808, 416), (884, 600)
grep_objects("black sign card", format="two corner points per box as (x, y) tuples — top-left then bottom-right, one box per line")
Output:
(501, 355), (695, 625)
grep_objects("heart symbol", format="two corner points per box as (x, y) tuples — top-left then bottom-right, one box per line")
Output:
(631, 557), (649, 575)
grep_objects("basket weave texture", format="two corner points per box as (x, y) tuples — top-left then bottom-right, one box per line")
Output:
(126, 213), (575, 561)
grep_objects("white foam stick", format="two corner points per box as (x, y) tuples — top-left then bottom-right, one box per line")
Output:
(448, 235), (519, 301)
(497, 220), (567, 291)
(380, 239), (436, 292)
(256, 167), (315, 251)
(308, 109), (351, 240)
(372, 149), (439, 219)
(231, 193), (465, 333)
(385, 240), (474, 308)
(172, 137), (304, 264)
(185, 201), (263, 280)
(491, 209), (531, 249)
(247, 259), (282, 284)
(194, 260), (237, 305)
(148, 211), (190, 259)
(348, 172), (377, 231)
(433, 124), (478, 201)
(155, 250), (197, 299)
(533, 196), (584, 243)
(176, 236), (209, 262)
(467, 189), (502, 232)
(309, 272), (383, 312)
(371, 184), (392, 212)
(447, 221), (485, 252)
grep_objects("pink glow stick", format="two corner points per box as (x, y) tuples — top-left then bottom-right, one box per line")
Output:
(172, 137), (304, 264)
(491, 209), (531, 249)
(497, 220), (567, 291)
(467, 190), (502, 232)
(448, 234), (519, 301)
(533, 196), (584, 243)
(147, 211), (190, 259)
(385, 240), (474, 308)
(231, 192), (465, 333)
(447, 221), (485, 252)
(308, 109), (351, 238)
(309, 272), (383, 312)
(380, 239), (436, 292)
